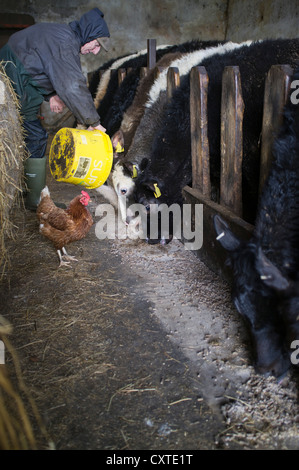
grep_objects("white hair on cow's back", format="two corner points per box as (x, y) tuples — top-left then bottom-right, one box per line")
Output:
(146, 40), (253, 108)
(94, 44), (171, 109)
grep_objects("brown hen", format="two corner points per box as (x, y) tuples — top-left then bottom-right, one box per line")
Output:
(37, 186), (93, 267)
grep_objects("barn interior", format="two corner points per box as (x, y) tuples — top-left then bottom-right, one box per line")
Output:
(0, 0), (299, 451)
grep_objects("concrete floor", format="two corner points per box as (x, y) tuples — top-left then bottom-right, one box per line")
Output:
(1, 169), (299, 450)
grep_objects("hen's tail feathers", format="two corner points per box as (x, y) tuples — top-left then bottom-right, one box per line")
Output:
(40, 186), (50, 199)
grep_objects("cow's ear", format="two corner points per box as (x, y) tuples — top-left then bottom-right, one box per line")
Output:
(124, 161), (138, 179)
(255, 247), (290, 291)
(213, 215), (241, 251)
(111, 130), (125, 159)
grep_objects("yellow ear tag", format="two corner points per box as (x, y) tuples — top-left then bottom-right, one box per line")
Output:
(154, 183), (161, 198)
(115, 142), (124, 153)
(132, 165), (138, 179)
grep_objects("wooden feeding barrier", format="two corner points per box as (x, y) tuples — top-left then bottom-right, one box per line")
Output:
(182, 63), (294, 282)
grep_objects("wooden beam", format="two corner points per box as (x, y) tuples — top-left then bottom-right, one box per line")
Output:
(259, 64), (293, 193)
(182, 185), (254, 283)
(220, 66), (244, 218)
(140, 67), (148, 79)
(147, 39), (156, 69)
(190, 66), (211, 197)
(167, 67), (180, 101)
(0, 13), (34, 28)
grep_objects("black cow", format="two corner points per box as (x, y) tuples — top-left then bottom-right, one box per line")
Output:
(214, 68), (299, 378)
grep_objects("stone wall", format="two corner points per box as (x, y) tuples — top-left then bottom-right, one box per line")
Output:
(0, 0), (297, 74)
(226, 0), (298, 41)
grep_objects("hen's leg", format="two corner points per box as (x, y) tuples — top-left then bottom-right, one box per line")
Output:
(57, 249), (72, 267)
(61, 247), (78, 263)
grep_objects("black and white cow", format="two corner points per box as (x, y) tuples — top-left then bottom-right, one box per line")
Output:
(134, 39), (299, 243)
(214, 67), (299, 378)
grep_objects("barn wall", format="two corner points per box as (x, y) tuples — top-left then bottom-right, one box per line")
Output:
(226, 0), (299, 41)
(0, 0), (297, 75)
(0, 0), (227, 74)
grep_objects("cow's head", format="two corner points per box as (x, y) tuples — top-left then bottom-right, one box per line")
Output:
(214, 215), (290, 379)
(133, 176), (174, 245)
(110, 130), (142, 223)
(256, 247), (299, 353)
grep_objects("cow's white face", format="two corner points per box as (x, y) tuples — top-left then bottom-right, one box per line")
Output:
(111, 162), (136, 223)
(112, 163), (135, 196)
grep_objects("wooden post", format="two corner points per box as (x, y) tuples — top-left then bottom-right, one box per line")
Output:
(147, 39), (156, 69)
(87, 71), (94, 87)
(99, 69), (106, 81)
(190, 66), (210, 197)
(118, 68), (126, 86)
(220, 66), (244, 218)
(167, 67), (180, 101)
(140, 67), (148, 79)
(259, 64), (293, 193)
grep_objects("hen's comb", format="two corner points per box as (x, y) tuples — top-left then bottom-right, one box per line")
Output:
(81, 190), (90, 199)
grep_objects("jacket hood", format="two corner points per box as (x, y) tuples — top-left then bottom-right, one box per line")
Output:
(69, 8), (110, 46)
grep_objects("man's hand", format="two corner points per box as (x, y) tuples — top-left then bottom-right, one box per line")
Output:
(87, 123), (106, 133)
(49, 95), (66, 113)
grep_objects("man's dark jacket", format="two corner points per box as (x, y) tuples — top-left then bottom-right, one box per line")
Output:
(0, 8), (109, 125)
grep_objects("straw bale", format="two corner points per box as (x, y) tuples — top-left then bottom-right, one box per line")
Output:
(0, 316), (52, 450)
(0, 62), (27, 277)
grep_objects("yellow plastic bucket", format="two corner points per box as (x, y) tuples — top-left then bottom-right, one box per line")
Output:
(49, 127), (113, 189)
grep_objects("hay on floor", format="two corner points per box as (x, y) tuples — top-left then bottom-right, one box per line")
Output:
(0, 316), (52, 450)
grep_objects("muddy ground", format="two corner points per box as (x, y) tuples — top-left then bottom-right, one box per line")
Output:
(1, 167), (299, 451)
